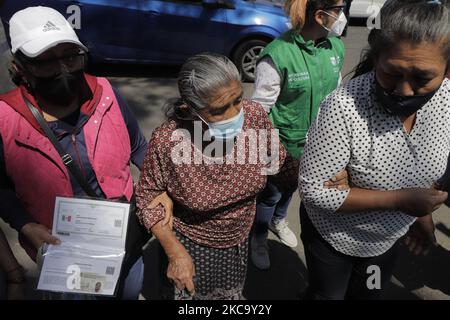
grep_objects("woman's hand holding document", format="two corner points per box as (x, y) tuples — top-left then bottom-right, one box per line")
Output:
(37, 197), (130, 296)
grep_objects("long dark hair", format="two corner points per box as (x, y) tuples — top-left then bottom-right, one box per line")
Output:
(353, 0), (450, 78)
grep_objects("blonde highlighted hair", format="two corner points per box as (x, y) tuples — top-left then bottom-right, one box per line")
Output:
(284, 0), (309, 31)
(285, 0), (343, 31)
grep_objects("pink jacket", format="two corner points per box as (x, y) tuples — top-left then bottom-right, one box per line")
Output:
(0, 77), (133, 260)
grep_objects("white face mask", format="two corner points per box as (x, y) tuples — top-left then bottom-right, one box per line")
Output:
(191, 107), (245, 140)
(322, 11), (347, 37)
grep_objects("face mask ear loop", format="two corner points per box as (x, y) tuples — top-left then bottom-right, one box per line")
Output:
(14, 56), (34, 90)
(189, 105), (209, 127)
(320, 10), (338, 32)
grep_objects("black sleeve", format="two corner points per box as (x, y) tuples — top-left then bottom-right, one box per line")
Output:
(113, 87), (148, 170)
(437, 154), (450, 206)
(0, 136), (37, 231)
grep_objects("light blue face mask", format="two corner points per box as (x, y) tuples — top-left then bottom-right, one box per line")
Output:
(192, 107), (245, 140)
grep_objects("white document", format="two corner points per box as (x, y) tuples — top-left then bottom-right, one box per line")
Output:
(37, 197), (130, 296)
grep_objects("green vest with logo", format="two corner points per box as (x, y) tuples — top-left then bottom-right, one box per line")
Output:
(259, 29), (345, 159)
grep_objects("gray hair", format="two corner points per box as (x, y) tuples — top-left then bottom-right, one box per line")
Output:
(166, 53), (241, 119)
(353, 0), (450, 77)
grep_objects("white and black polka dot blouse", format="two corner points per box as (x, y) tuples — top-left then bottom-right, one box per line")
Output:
(299, 71), (450, 257)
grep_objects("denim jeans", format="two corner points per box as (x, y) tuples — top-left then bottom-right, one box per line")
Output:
(254, 177), (297, 242)
(121, 256), (144, 300)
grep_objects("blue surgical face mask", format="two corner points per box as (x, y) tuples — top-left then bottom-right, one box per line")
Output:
(192, 107), (245, 140)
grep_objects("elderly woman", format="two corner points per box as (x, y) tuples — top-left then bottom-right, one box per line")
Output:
(299, 0), (450, 300)
(136, 53), (285, 300)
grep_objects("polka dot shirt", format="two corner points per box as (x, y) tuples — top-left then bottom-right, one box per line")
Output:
(299, 71), (450, 257)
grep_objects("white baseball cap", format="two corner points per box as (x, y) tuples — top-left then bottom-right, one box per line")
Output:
(9, 6), (88, 58)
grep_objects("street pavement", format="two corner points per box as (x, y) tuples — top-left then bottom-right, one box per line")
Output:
(1, 22), (449, 300)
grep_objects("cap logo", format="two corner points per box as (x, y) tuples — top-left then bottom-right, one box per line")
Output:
(42, 21), (60, 32)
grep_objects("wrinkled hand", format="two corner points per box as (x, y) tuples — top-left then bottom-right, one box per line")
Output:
(20, 223), (60, 250)
(167, 249), (196, 296)
(324, 169), (349, 190)
(147, 192), (174, 230)
(7, 283), (25, 300)
(404, 214), (437, 256)
(397, 188), (448, 217)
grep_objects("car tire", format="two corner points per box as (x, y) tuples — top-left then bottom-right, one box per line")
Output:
(233, 39), (269, 83)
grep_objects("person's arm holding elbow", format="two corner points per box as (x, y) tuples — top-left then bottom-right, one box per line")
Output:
(336, 187), (447, 217)
(135, 135), (195, 295)
(299, 92), (447, 218)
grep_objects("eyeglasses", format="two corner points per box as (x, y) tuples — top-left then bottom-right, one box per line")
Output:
(323, 1), (348, 15)
(19, 50), (87, 78)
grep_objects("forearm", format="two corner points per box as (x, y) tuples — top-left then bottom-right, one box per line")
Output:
(135, 135), (169, 227)
(151, 220), (186, 259)
(0, 189), (36, 232)
(337, 187), (400, 214)
(0, 229), (20, 272)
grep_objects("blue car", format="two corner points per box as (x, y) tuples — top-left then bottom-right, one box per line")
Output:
(0, 0), (289, 81)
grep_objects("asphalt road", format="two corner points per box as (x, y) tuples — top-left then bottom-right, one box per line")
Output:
(1, 22), (449, 300)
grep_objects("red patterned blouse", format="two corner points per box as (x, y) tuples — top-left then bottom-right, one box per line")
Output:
(136, 100), (286, 248)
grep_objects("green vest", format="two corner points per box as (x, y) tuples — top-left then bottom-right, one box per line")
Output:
(259, 30), (345, 159)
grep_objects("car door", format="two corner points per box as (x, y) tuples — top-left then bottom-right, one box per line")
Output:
(50, 0), (142, 62)
(139, 0), (229, 64)
(0, 0), (143, 62)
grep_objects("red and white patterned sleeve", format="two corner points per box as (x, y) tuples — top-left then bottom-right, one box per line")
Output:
(135, 129), (169, 231)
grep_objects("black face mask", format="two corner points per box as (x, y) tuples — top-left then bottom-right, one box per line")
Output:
(374, 79), (439, 117)
(28, 69), (85, 106)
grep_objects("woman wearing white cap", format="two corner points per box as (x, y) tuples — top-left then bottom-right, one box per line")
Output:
(0, 6), (172, 299)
